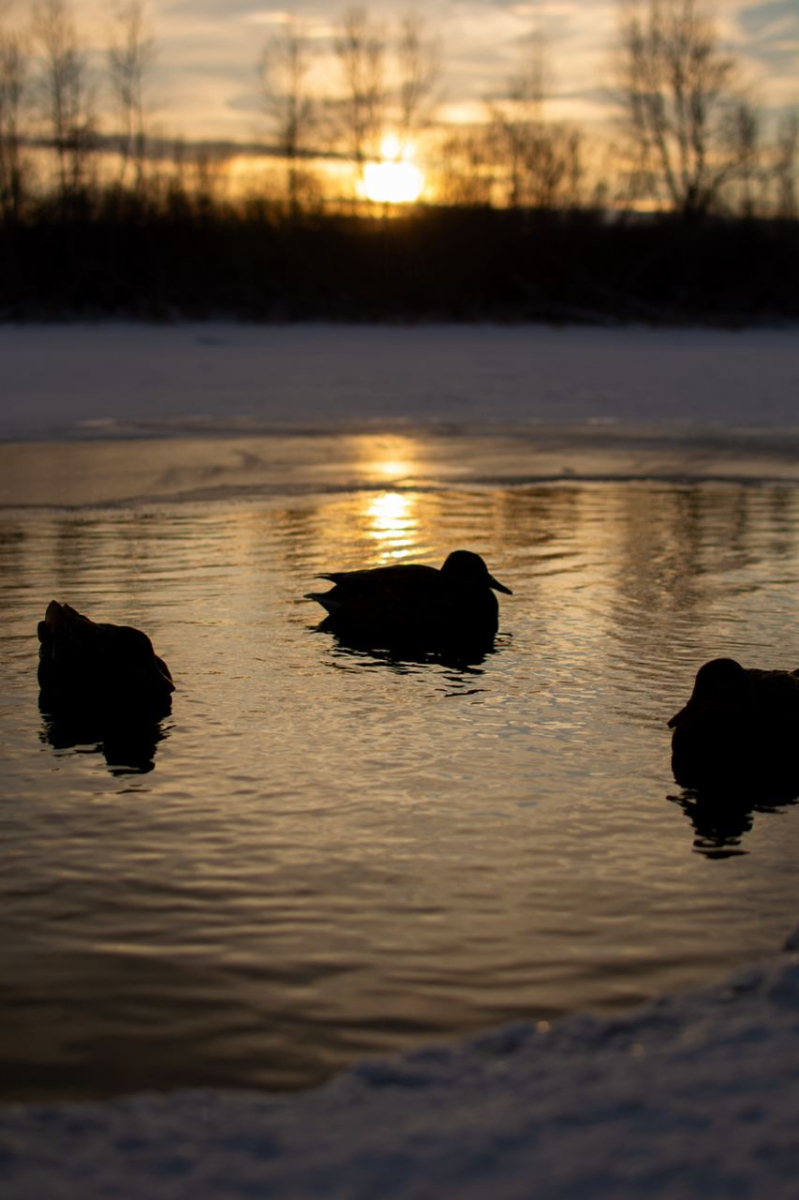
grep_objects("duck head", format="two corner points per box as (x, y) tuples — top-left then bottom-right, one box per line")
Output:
(441, 550), (512, 595)
(668, 658), (749, 729)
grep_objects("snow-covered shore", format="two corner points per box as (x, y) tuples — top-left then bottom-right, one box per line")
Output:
(3, 933), (799, 1200)
(3, 321), (799, 506)
(1, 322), (798, 439)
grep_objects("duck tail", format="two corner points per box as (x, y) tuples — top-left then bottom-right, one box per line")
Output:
(305, 591), (337, 614)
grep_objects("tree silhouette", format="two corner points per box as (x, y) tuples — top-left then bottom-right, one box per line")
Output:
(773, 113), (798, 220)
(396, 12), (439, 147)
(258, 14), (318, 216)
(334, 6), (386, 187)
(33, 0), (97, 204)
(617, 0), (749, 216)
(489, 28), (583, 210)
(0, 18), (28, 221)
(108, 0), (154, 195)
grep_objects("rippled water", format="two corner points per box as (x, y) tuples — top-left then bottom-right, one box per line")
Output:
(3, 432), (799, 1100)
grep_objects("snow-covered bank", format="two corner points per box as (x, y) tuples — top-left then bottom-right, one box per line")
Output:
(3, 935), (799, 1200)
(1, 322), (798, 440)
(3, 322), (799, 506)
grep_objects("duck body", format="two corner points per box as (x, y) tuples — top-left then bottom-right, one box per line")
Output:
(307, 550), (512, 654)
(37, 600), (174, 720)
(668, 657), (799, 795)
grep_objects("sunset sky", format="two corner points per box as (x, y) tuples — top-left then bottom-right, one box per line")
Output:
(50, 0), (798, 145)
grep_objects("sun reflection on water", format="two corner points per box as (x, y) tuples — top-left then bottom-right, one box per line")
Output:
(361, 434), (420, 486)
(375, 459), (414, 481)
(365, 491), (418, 560)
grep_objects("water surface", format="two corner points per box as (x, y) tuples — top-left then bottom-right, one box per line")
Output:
(2, 431), (799, 1100)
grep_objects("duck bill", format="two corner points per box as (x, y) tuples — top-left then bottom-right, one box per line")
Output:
(488, 575), (512, 595)
(667, 703), (690, 729)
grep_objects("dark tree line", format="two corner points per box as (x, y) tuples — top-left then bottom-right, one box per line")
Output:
(1, 198), (796, 323)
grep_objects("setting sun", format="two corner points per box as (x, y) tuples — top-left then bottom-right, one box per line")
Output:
(361, 134), (424, 205)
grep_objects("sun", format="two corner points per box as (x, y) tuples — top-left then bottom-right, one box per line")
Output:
(361, 134), (424, 205)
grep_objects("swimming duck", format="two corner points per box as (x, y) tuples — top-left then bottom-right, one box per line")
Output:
(306, 550), (512, 653)
(37, 600), (174, 718)
(668, 657), (799, 794)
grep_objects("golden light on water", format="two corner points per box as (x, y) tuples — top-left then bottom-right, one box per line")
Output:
(361, 134), (425, 206)
(360, 434), (419, 485)
(324, 434), (423, 559)
(375, 458), (414, 481)
(365, 491), (419, 559)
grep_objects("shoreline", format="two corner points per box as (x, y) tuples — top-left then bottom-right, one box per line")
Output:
(3, 927), (799, 1199)
(4, 423), (799, 510)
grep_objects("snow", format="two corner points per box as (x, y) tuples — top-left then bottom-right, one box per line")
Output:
(3, 321), (799, 1197)
(1, 322), (798, 440)
(3, 937), (799, 1199)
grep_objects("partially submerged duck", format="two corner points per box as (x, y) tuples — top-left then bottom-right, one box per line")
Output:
(668, 657), (799, 795)
(37, 600), (174, 718)
(306, 550), (512, 653)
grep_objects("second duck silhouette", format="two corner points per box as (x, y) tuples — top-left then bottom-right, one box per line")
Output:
(37, 600), (174, 774)
(307, 549), (512, 656)
(668, 657), (799, 796)
(38, 600), (174, 719)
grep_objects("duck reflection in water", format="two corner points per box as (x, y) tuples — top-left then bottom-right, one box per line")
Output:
(306, 550), (512, 663)
(668, 657), (799, 853)
(39, 711), (167, 775)
(670, 791), (756, 858)
(37, 600), (174, 774)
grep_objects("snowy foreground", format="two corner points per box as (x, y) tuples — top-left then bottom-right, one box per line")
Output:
(3, 322), (799, 1198)
(4, 936), (799, 1200)
(1, 321), (798, 438)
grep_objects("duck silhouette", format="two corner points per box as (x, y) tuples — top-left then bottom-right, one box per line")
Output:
(668, 657), (799, 796)
(306, 550), (512, 655)
(37, 600), (174, 720)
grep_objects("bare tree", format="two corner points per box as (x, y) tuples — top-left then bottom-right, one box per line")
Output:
(617, 0), (748, 216)
(396, 12), (439, 146)
(726, 99), (761, 216)
(33, 0), (97, 200)
(772, 111), (798, 220)
(0, 16), (28, 220)
(525, 125), (584, 209)
(335, 6), (386, 182)
(490, 29), (584, 209)
(435, 127), (495, 206)
(489, 29), (546, 206)
(258, 14), (317, 216)
(108, 0), (154, 193)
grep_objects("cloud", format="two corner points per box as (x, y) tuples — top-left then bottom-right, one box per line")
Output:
(738, 0), (799, 40)
(68, 0), (797, 142)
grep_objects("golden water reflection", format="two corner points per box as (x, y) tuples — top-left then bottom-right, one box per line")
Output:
(365, 491), (419, 561)
(3, 478), (799, 1099)
(357, 434), (423, 560)
(374, 459), (416, 482)
(359, 434), (421, 486)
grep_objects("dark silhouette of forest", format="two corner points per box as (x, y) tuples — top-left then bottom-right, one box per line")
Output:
(1, 197), (797, 324)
